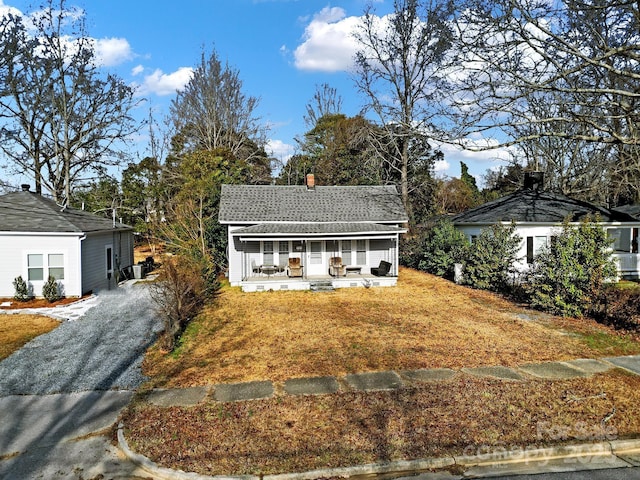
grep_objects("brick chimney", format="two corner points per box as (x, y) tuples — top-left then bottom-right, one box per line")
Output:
(305, 173), (315, 190)
(523, 171), (544, 192)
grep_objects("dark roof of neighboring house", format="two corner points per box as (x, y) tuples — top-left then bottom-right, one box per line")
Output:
(453, 189), (637, 225)
(613, 204), (640, 220)
(219, 184), (408, 224)
(0, 190), (132, 233)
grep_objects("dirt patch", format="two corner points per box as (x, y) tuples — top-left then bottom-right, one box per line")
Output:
(134, 242), (164, 264)
(123, 370), (640, 476)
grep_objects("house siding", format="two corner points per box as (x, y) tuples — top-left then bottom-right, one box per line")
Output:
(369, 239), (393, 274)
(228, 226), (246, 286)
(456, 224), (612, 273)
(0, 233), (82, 297)
(81, 231), (133, 294)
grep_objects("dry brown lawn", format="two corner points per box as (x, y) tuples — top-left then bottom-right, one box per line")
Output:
(129, 267), (640, 475)
(0, 314), (59, 361)
(124, 370), (640, 476)
(143, 267), (640, 388)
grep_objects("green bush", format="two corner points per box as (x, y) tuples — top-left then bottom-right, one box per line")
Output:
(462, 223), (521, 292)
(418, 219), (469, 279)
(12, 276), (30, 302)
(400, 219), (469, 279)
(525, 218), (616, 317)
(42, 276), (62, 302)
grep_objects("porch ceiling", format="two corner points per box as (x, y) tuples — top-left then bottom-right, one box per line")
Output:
(232, 222), (406, 238)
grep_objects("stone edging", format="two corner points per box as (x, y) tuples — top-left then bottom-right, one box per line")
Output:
(117, 422), (640, 480)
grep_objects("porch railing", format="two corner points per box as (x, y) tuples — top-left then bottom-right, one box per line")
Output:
(612, 253), (640, 273)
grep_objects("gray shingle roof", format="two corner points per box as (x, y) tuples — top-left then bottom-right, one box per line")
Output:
(233, 222), (405, 236)
(219, 185), (408, 224)
(613, 204), (640, 220)
(0, 191), (132, 233)
(453, 189), (636, 225)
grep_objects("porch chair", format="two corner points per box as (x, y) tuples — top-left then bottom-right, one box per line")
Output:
(277, 256), (288, 274)
(329, 256), (346, 277)
(287, 257), (303, 278)
(251, 259), (261, 275)
(371, 260), (392, 276)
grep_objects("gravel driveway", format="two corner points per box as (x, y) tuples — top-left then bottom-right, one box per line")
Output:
(0, 282), (162, 395)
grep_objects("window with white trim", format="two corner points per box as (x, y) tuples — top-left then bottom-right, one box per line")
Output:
(527, 236), (549, 264)
(48, 254), (65, 280)
(263, 241), (274, 265)
(278, 241), (289, 268)
(342, 240), (352, 265)
(356, 240), (366, 265)
(28, 254), (44, 281)
(27, 253), (65, 281)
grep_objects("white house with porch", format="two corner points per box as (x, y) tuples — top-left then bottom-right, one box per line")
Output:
(453, 172), (640, 280)
(218, 178), (408, 292)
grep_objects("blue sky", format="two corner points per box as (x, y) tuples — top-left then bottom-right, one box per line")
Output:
(0, 0), (511, 184)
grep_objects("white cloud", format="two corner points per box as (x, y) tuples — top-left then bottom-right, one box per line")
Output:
(93, 37), (133, 67)
(433, 138), (515, 181)
(433, 159), (450, 173)
(0, 1), (22, 18)
(266, 139), (295, 161)
(131, 64), (144, 76)
(294, 6), (361, 72)
(136, 67), (193, 96)
(437, 140), (512, 164)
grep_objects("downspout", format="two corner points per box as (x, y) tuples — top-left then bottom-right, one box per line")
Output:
(79, 235), (86, 296)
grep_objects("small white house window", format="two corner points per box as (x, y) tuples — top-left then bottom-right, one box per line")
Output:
(278, 241), (289, 268)
(356, 240), (366, 265)
(48, 254), (65, 280)
(527, 236), (548, 263)
(28, 254), (44, 281)
(342, 240), (352, 265)
(263, 241), (274, 265)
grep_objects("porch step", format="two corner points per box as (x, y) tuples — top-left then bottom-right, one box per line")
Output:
(310, 280), (335, 292)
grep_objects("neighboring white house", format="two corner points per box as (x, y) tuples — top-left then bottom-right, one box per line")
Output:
(453, 172), (640, 280)
(218, 176), (408, 292)
(0, 185), (135, 298)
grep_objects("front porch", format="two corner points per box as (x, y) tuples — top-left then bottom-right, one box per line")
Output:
(239, 272), (398, 292)
(228, 228), (404, 292)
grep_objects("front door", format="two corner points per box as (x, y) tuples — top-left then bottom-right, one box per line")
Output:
(306, 241), (324, 276)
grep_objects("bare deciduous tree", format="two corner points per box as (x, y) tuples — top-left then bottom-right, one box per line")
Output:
(170, 48), (268, 162)
(451, 0), (640, 202)
(354, 0), (454, 220)
(303, 83), (344, 128)
(0, 0), (140, 203)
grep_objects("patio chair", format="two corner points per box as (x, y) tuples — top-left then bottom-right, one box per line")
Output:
(329, 256), (346, 277)
(371, 260), (392, 276)
(287, 257), (303, 278)
(277, 257), (288, 274)
(251, 259), (261, 275)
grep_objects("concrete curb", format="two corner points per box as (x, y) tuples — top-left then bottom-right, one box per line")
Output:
(117, 422), (640, 480)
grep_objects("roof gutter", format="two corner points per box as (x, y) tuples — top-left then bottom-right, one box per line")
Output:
(239, 233), (404, 242)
